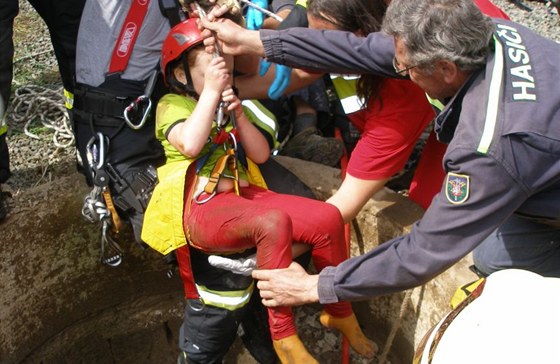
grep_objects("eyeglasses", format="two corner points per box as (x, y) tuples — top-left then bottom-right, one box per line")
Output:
(393, 56), (418, 76)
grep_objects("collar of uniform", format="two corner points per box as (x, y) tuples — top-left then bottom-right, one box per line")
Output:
(434, 71), (480, 144)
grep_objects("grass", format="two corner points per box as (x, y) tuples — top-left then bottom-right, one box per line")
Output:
(12, 3), (60, 87)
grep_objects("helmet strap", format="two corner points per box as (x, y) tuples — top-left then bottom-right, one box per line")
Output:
(177, 53), (198, 97)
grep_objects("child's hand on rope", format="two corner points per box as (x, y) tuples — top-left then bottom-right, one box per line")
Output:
(204, 56), (231, 94)
(222, 86), (243, 119)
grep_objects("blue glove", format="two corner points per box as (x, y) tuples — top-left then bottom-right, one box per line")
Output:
(245, 0), (268, 30)
(259, 59), (292, 100)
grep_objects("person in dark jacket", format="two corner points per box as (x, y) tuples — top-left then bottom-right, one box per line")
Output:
(0, 0), (85, 221)
(200, 0), (560, 305)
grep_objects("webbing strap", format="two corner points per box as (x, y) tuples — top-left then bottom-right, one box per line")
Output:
(109, 0), (151, 74)
(177, 244), (200, 300)
(183, 169), (201, 300)
(203, 148), (239, 195)
(102, 188), (124, 233)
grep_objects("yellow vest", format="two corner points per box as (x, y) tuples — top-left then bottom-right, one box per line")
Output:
(141, 158), (267, 255)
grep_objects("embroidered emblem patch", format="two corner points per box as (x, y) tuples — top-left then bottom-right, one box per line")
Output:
(446, 173), (470, 204)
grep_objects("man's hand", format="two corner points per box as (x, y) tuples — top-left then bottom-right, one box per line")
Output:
(252, 262), (320, 307)
(200, 14), (265, 57)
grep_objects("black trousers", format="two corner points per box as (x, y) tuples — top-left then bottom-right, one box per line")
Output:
(0, 0), (85, 183)
(0, 133), (10, 183)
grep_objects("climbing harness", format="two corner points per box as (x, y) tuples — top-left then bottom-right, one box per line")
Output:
(78, 0), (165, 267)
(193, 114), (241, 204)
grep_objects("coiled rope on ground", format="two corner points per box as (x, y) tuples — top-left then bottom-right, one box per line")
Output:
(9, 84), (74, 149)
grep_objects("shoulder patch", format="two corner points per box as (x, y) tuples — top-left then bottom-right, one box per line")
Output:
(446, 173), (470, 204)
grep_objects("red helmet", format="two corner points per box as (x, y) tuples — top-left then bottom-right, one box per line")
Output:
(161, 18), (204, 85)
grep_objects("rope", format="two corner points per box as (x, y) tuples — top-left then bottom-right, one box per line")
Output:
(9, 84), (75, 148)
(378, 288), (414, 364)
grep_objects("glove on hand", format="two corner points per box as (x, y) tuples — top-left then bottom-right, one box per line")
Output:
(245, 0), (268, 30)
(208, 253), (257, 276)
(259, 59), (291, 100)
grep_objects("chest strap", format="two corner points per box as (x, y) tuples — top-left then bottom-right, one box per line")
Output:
(109, 0), (151, 75)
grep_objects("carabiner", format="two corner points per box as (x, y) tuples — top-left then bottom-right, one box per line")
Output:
(228, 131), (238, 152)
(194, 190), (216, 204)
(124, 95), (152, 130)
(187, 298), (205, 312)
(215, 101), (230, 128)
(100, 220), (124, 267)
(86, 132), (107, 171)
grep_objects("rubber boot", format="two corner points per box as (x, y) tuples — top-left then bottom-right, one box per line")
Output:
(320, 310), (377, 358)
(272, 334), (318, 364)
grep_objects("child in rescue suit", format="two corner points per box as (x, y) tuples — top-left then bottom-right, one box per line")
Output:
(141, 18), (374, 363)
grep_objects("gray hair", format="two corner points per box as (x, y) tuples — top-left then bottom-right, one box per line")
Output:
(382, 0), (494, 72)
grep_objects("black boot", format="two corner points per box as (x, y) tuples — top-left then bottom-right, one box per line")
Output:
(281, 113), (344, 167)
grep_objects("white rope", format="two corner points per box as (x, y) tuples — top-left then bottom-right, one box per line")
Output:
(9, 84), (75, 148)
(378, 288), (414, 364)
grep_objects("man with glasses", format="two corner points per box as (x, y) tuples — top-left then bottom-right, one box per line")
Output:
(392, 56), (419, 76)
(201, 0), (560, 305)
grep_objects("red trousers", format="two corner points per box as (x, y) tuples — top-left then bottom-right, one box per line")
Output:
(183, 184), (352, 339)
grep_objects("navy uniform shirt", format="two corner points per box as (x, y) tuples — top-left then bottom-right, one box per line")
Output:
(260, 19), (560, 302)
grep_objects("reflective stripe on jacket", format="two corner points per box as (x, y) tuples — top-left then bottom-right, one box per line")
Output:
(330, 74), (365, 114)
(196, 281), (255, 310)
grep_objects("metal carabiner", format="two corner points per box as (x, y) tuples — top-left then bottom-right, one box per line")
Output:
(123, 69), (158, 130)
(215, 101), (230, 128)
(86, 132), (107, 171)
(193, 190), (216, 204)
(187, 297), (206, 312)
(124, 95), (152, 130)
(100, 219), (124, 267)
(228, 131), (238, 152)
(81, 186), (107, 223)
